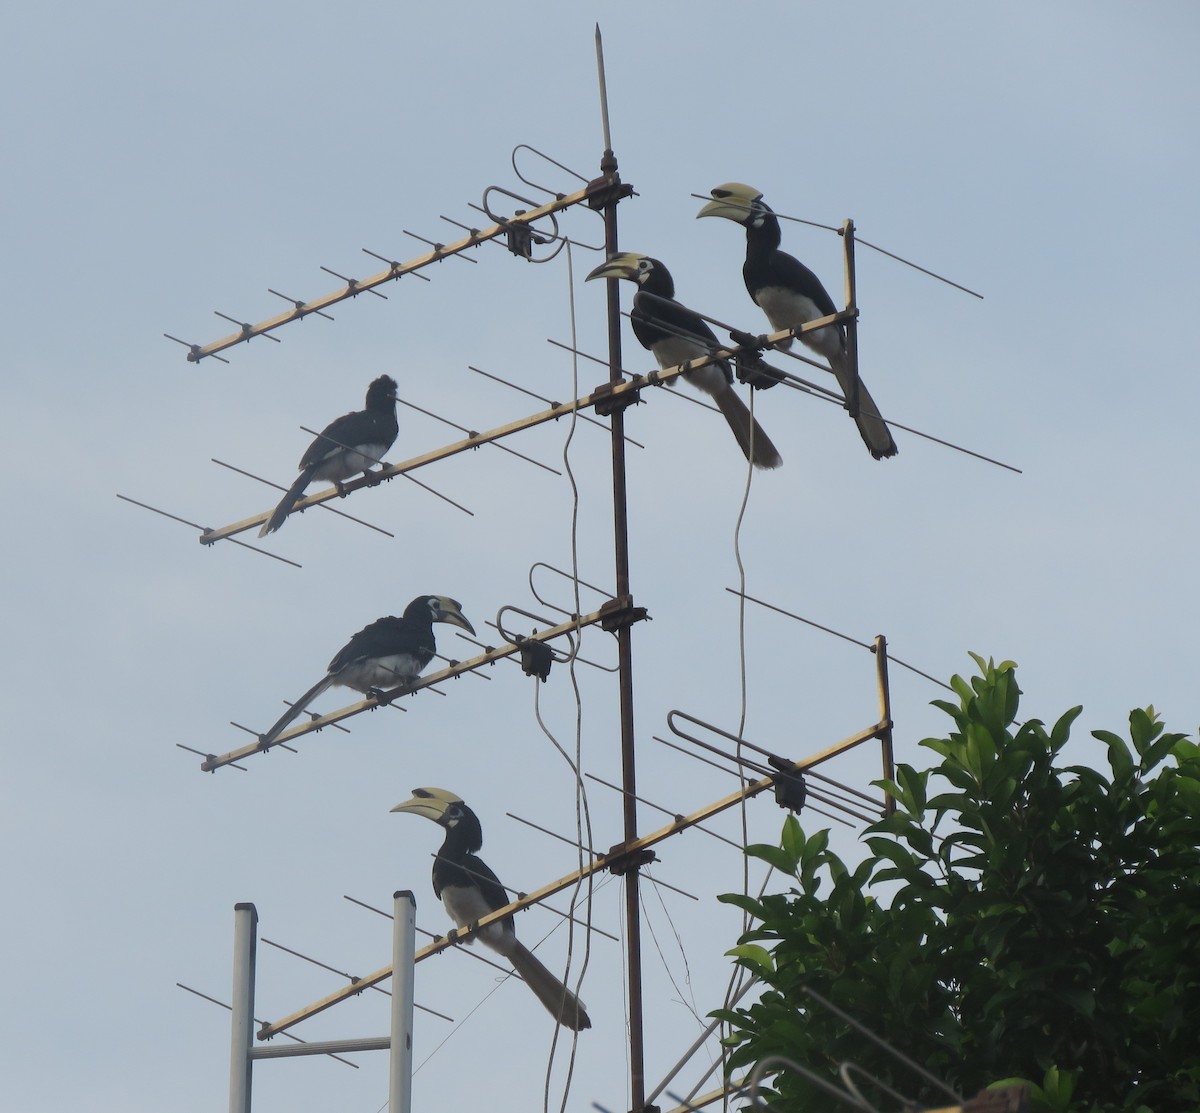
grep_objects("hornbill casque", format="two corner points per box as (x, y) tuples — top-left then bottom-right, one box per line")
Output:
(259, 374), (400, 537)
(698, 183), (898, 460)
(391, 787), (592, 1031)
(586, 252), (782, 470)
(258, 596), (474, 746)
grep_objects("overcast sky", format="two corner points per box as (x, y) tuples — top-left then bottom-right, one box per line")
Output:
(3, 3), (1198, 1112)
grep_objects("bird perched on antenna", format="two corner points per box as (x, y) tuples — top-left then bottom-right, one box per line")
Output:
(698, 183), (898, 460)
(259, 374), (400, 537)
(392, 787), (592, 1031)
(586, 252), (782, 470)
(258, 595), (474, 747)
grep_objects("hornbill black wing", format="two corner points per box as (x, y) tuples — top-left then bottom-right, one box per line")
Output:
(257, 595), (472, 747)
(256, 616), (424, 747)
(325, 615), (434, 681)
(259, 375), (400, 537)
(747, 248), (840, 323)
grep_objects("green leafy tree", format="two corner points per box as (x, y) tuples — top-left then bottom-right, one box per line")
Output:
(716, 656), (1200, 1112)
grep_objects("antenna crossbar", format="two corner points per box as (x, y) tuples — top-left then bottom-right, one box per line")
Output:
(255, 717), (885, 1040)
(181, 182), (608, 363)
(200, 319), (838, 546)
(199, 604), (619, 771)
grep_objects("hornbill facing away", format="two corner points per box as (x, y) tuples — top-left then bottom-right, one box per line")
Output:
(391, 787), (592, 1031)
(259, 374), (400, 537)
(258, 596), (474, 746)
(698, 183), (898, 460)
(586, 252), (782, 470)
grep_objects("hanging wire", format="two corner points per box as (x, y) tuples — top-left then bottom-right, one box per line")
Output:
(537, 236), (594, 1113)
(639, 872), (704, 1023)
(721, 380), (762, 1109)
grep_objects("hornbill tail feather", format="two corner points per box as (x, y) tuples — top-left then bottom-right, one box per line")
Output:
(829, 352), (898, 460)
(713, 389), (783, 470)
(508, 941), (592, 1030)
(259, 466), (317, 537)
(259, 674), (334, 746)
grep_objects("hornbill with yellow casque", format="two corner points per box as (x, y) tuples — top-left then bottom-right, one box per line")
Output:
(258, 596), (474, 746)
(391, 787), (592, 1031)
(586, 252), (782, 470)
(260, 374), (400, 537)
(698, 183), (898, 459)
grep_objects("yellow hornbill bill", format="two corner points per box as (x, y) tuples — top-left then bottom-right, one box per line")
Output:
(260, 374), (400, 537)
(586, 252), (782, 470)
(258, 596), (473, 746)
(698, 183), (898, 460)
(392, 787), (592, 1031)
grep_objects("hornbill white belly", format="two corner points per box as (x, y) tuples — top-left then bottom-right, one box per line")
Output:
(586, 252), (782, 471)
(258, 595), (473, 746)
(699, 183), (898, 460)
(392, 787), (591, 1031)
(260, 374), (400, 537)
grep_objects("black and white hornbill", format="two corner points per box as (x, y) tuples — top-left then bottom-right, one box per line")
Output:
(258, 596), (474, 746)
(391, 787), (592, 1031)
(586, 252), (782, 470)
(259, 374), (400, 537)
(698, 183), (898, 460)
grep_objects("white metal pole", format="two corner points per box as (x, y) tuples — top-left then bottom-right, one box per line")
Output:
(229, 903), (258, 1113)
(388, 891), (417, 1113)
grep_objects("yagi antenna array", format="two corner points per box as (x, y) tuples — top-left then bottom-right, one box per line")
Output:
(165, 168), (630, 365)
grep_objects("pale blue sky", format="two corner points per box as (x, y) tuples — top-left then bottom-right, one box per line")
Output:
(2, 4), (1197, 1111)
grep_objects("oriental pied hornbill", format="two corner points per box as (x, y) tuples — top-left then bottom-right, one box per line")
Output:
(392, 787), (591, 1031)
(586, 252), (782, 470)
(259, 374), (399, 537)
(258, 596), (473, 746)
(698, 183), (898, 460)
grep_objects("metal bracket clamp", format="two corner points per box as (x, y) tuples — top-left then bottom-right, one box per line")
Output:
(584, 174), (634, 211)
(602, 843), (657, 877)
(591, 379), (641, 417)
(727, 328), (787, 391)
(503, 218), (537, 260)
(599, 595), (649, 633)
(516, 637), (554, 681)
(767, 755), (808, 813)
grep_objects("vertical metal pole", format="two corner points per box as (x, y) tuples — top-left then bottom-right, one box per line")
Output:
(873, 635), (896, 816)
(604, 181), (647, 1113)
(841, 218), (861, 418)
(595, 27), (645, 1112)
(389, 891), (417, 1113)
(229, 903), (258, 1113)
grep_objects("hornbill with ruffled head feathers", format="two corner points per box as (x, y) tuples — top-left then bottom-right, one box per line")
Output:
(258, 596), (474, 746)
(698, 183), (897, 459)
(391, 787), (591, 1031)
(260, 374), (400, 537)
(586, 252), (782, 470)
